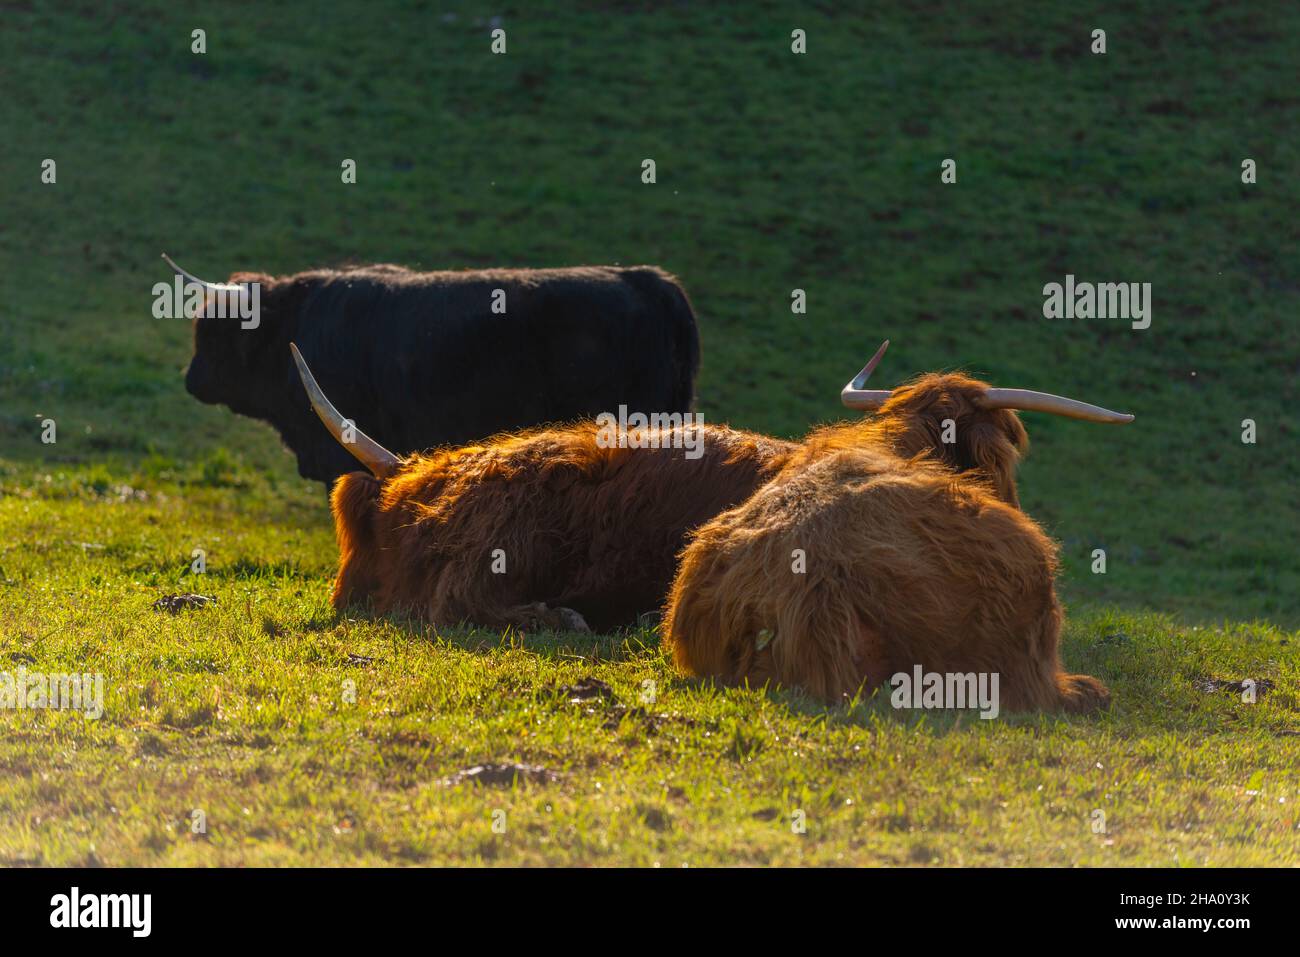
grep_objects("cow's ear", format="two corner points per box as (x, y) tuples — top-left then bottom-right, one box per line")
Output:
(227, 274), (278, 369)
(331, 472), (382, 552)
(329, 472), (384, 609)
(958, 415), (1027, 507)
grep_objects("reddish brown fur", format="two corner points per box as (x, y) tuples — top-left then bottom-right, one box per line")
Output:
(838, 372), (1028, 507)
(662, 446), (1109, 713)
(331, 423), (793, 631)
(327, 372), (1032, 631)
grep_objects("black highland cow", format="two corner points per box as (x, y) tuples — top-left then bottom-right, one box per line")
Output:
(170, 257), (701, 485)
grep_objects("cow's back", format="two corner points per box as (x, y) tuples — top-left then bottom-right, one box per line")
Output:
(288, 265), (700, 484)
(349, 422), (794, 631)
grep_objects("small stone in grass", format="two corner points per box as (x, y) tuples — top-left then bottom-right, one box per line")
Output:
(1194, 677), (1275, 696)
(443, 763), (561, 787)
(557, 676), (614, 702)
(151, 594), (216, 614)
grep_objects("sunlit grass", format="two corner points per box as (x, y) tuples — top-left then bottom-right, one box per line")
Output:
(0, 0), (1296, 864)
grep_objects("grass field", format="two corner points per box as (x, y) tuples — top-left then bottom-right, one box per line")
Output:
(0, 2), (1297, 865)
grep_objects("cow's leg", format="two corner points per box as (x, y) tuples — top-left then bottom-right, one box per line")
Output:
(987, 596), (1110, 714)
(551, 606), (592, 633)
(498, 602), (591, 634)
(1056, 673), (1111, 714)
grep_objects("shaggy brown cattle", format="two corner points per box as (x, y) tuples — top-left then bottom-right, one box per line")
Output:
(661, 444), (1112, 712)
(293, 341), (1130, 634)
(327, 421), (789, 632)
(660, 363), (1132, 712)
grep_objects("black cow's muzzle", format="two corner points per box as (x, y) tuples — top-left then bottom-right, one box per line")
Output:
(184, 356), (221, 404)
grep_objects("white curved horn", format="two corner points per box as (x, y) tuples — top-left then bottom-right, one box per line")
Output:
(978, 388), (1134, 424)
(290, 343), (401, 479)
(162, 253), (251, 315)
(840, 339), (893, 410)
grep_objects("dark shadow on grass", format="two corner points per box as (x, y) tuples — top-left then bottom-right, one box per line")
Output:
(338, 605), (1115, 735)
(367, 607), (662, 664)
(208, 558), (317, 582)
(327, 597), (1297, 737)
(663, 672), (1110, 733)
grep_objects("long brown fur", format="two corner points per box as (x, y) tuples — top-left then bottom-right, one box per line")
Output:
(328, 372), (1031, 631)
(661, 446), (1109, 713)
(331, 423), (793, 631)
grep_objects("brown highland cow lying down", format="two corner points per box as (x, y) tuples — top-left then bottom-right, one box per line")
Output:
(661, 444), (1112, 712)
(290, 341), (1130, 711)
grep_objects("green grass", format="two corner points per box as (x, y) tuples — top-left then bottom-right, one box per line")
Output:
(0, 1), (1297, 865)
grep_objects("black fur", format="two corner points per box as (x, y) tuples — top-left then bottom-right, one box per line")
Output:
(184, 263), (701, 485)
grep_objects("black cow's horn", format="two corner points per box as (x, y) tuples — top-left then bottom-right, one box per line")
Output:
(162, 253), (252, 313)
(289, 343), (401, 479)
